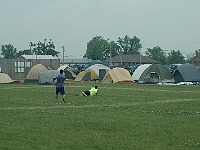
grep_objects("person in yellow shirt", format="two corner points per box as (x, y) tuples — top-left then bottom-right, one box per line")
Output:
(80, 86), (98, 96)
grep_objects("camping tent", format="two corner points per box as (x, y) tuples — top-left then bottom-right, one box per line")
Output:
(132, 64), (151, 82)
(135, 64), (173, 84)
(74, 69), (99, 81)
(85, 60), (109, 69)
(64, 67), (76, 79)
(38, 70), (60, 84)
(101, 67), (133, 83)
(24, 64), (48, 83)
(57, 65), (76, 79)
(57, 65), (69, 71)
(87, 64), (110, 75)
(173, 63), (200, 83)
(0, 73), (13, 83)
(87, 64), (110, 80)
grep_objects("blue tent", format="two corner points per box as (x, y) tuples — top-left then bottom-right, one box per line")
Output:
(85, 60), (109, 69)
(173, 64), (200, 83)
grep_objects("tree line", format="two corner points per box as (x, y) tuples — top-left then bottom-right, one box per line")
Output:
(85, 35), (198, 65)
(0, 39), (59, 59)
(1, 36), (200, 65)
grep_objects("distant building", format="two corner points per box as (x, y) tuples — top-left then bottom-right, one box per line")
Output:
(1, 55), (60, 80)
(190, 54), (200, 68)
(106, 54), (161, 74)
(60, 57), (90, 66)
(19, 54), (57, 60)
(108, 54), (161, 66)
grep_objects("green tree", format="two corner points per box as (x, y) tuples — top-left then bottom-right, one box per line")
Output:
(15, 49), (32, 58)
(30, 39), (59, 57)
(145, 46), (167, 64)
(117, 35), (142, 54)
(195, 49), (200, 56)
(185, 52), (195, 63)
(84, 36), (109, 60)
(103, 41), (120, 59)
(1, 44), (17, 59)
(167, 50), (185, 64)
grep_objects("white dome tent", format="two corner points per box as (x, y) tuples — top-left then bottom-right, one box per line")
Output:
(87, 64), (110, 80)
(0, 73), (13, 83)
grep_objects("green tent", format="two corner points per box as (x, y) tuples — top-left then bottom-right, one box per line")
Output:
(138, 64), (173, 84)
(57, 65), (76, 79)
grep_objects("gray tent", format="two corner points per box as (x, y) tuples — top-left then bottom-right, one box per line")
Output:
(173, 63), (200, 83)
(38, 70), (60, 84)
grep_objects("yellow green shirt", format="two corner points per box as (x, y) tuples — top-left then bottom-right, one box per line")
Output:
(89, 87), (98, 96)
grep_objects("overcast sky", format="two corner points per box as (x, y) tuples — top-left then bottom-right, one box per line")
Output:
(0, 0), (200, 58)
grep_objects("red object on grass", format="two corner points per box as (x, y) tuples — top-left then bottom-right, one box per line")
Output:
(13, 80), (20, 84)
(67, 81), (71, 87)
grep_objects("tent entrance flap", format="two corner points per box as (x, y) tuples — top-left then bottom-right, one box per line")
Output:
(99, 69), (106, 81)
(144, 72), (160, 83)
(82, 72), (91, 81)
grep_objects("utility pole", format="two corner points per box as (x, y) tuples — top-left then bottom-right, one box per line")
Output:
(109, 42), (112, 67)
(61, 46), (65, 65)
(140, 49), (142, 65)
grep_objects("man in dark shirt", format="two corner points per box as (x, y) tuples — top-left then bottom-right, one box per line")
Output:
(53, 69), (66, 103)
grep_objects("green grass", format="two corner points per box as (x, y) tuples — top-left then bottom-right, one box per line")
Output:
(1, 82), (200, 150)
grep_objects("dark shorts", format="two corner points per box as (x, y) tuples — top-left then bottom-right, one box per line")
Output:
(56, 87), (65, 95)
(83, 90), (90, 96)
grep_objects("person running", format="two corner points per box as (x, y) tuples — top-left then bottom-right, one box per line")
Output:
(53, 69), (66, 103)
(80, 86), (98, 96)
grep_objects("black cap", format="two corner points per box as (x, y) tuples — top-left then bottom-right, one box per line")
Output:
(60, 69), (64, 74)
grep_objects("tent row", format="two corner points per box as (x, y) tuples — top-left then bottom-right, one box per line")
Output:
(24, 64), (76, 84)
(132, 63), (200, 84)
(23, 63), (127, 84)
(74, 67), (133, 83)
(1, 63), (200, 84)
(75, 63), (200, 84)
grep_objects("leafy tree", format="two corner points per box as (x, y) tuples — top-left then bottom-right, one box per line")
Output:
(195, 49), (200, 56)
(84, 36), (109, 60)
(15, 49), (32, 58)
(185, 52), (195, 63)
(167, 50), (185, 64)
(21, 49), (32, 55)
(30, 39), (59, 57)
(145, 46), (167, 64)
(1, 44), (17, 59)
(117, 35), (142, 54)
(103, 41), (120, 59)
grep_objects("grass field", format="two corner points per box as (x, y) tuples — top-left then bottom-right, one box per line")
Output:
(1, 82), (200, 150)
